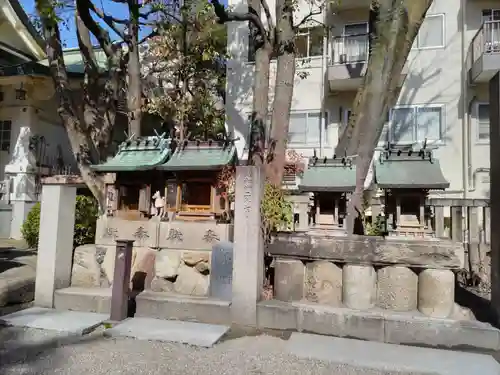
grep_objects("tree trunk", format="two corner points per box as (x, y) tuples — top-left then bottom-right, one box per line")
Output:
(247, 0), (272, 168)
(37, 0), (107, 212)
(339, 0), (433, 234)
(266, 0), (295, 186)
(127, 0), (142, 138)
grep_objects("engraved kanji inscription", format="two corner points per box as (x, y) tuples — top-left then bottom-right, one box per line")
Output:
(203, 229), (220, 243)
(166, 228), (183, 242)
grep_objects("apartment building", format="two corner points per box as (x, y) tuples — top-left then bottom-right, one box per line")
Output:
(226, 0), (499, 209)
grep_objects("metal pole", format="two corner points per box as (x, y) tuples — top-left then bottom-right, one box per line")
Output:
(110, 239), (134, 321)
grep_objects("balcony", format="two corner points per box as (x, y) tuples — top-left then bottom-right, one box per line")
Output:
(328, 34), (407, 91)
(469, 20), (500, 83)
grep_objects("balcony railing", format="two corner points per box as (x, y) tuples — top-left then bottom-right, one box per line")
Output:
(471, 20), (500, 66)
(330, 33), (369, 65)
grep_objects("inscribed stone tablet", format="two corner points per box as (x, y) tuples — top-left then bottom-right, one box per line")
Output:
(209, 241), (234, 300)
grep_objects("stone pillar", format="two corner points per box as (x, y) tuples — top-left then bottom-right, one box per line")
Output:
(489, 72), (500, 324)
(468, 207), (481, 275)
(395, 196), (401, 226)
(418, 269), (455, 318)
(451, 206), (463, 242)
(434, 206), (445, 238)
(315, 198), (320, 226)
(274, 258), (305, 301)
(297, 202), (309, 231)
(334, 197), (339, 225)
(484, 206), (491, 244)
(342, 264), (376, 309)
(231, 166), (264, 326)
(34, 184), (76, 307)
(419, 197), (425, 225)
(376, 266), (417, 311)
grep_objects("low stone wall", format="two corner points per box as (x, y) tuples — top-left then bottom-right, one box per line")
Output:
(270, 233), (465, 319)
(71, 218), (233, 296)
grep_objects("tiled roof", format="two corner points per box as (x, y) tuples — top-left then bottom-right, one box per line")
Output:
(157, 141), (237, 171)
(298, 158), (356, 192)
(376, 153), (449, 189)
(91, 136), (171, 172)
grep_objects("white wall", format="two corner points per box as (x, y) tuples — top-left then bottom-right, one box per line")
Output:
(226, 0), (494, 200)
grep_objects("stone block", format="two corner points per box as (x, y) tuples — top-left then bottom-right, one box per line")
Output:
(158, 221), (233, 250)
(70, 244), (109, 288)
(173, 264), (209, 296)
(342, 265), (376, 309)
(376, 266), (417, 311)
(54, 287), (111, 314)
(304, 261), (342, 306)
(418, 269), (455, 318)
(256, 300), (298, 330)
(135, 291), (231, 325)
(96, 217), (159, 248)
(155, 249), (182, 278)
(274, 258), (305, 302)
(0, 270), (35, 306)
(268, 233), (464, 269)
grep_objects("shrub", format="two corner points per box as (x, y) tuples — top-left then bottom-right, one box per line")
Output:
(261, 183), (293, 242)
(21, 195), (98, 249)
(21, 202), (40, 248)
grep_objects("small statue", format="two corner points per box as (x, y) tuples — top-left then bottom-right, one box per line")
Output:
(152, 190), (166, 218)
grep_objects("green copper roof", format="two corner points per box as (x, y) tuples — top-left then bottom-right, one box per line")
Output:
(91, 136), (171, 172)
(39, 49), (108, 74)
(299, 159), (356, 192)
(376, 154), (449, 189)
(158, 142), (237, 171)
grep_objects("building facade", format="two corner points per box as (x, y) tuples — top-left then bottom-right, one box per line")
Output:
(225, 0), (498, 221)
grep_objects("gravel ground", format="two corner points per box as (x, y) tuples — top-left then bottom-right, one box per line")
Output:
(0, 326), (436, 375)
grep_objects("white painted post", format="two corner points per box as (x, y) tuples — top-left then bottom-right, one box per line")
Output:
(34, 184), (77, 307)
(231, 166), (264, 326)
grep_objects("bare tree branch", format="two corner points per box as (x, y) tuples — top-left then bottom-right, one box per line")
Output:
(210, 0), (267, 39)
(76, 0), (116, 57)
(294, 7), (324, 29)
(260, 0), (274, 31)
(86, 1), (127, 39)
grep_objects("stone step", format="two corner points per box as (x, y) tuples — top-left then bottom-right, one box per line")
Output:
(135, 290), (231, 325)
(286, 332), (500, 375)
(0, 307), (108, 335)
(104, 317), (230, 347)
(258, 300), (500, 351)
(54, 287), (111, 314)
(54, 288), (231, 325)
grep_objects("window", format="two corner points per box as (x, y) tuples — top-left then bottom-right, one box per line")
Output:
(390, 105), (443, 144)
(478, 103), (490, 142)
(414, 14), (444, 49)
(334, 23), (369, 64)
(0, 120), (11, 152)
(481, 10), (500, 53)
(288, 112), (321, 144)
(482, 9), (500, 22)
(296, 26), (324, 58)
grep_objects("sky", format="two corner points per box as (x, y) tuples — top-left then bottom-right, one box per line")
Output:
(21, 0), (132, 48)
(20, 0), (228, 49)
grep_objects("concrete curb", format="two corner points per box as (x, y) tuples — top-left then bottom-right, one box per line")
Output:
(257, 300), (500, 351)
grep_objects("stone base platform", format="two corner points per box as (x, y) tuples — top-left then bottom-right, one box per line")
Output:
(258, 300), (500, 351)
